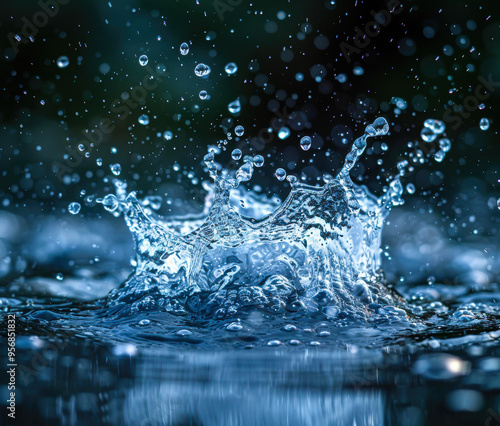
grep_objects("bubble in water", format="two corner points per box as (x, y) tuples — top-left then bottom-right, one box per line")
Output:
(163, 130), (173, 140)
(180, 42), (189, 55)
(110, 163), (121, 176)
(231, 149), (242, 160)
(102, 194), (119, 212)
(224, 62), (238, 75)
(96, 158), (103, 166)
(138, 114), (150, 125)
(194, 63), (211, 77)
(235, 125), (244, 136)
(300, 136), (312, 150)
(479, 118), (490, 131)
(421, 127), (437, 143)
(228, 99), (241, 114)
(406, 183), (416, 194)
(68, 202), (81, 214)
(278, 127), (291, 140)
(199, 90), (208, 100)
(497, 198), (500, 210)
(253, 155), (264, 167)
(57, 56), (69, 68)
(139, 55), (149, 66)
(439, 138), (451, 152)
(275, 168), (287, 181)
(424, 119), (446, 134)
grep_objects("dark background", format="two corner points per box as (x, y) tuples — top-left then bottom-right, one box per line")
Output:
(0, 0), (499, 239)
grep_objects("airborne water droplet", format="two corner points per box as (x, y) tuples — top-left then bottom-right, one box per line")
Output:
(110, 163), (121, 176)
(300, 136), (312, 150)
(439, 138), (451, 152)
(231, 149), (242, 160)
(199, 90), (208, 100)
(68, 202), (81, 214)
(194, 63), (211, 77)
(253, 155), (264, 167)
(424, 119), (445, 134)
(278, 127), (290, 140)
(479, 118), (490, 131)
(138, 114), (150, 125)
(228, 99), (241, 114)
(235, 125), (244, 136)
(275, 168), (287, 181)
(406, 183), (416, 194)
(57, 56), (69, 68)
(224, 62), (238, 75)
(102, 194), (119, 211)
(138, 55), (149, 66)
(421, 127), (437, 143)
(163, 130), (173, 140)
(180, 42), (189, 55)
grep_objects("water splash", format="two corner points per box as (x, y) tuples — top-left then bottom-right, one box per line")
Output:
(106, 118), (407, 320)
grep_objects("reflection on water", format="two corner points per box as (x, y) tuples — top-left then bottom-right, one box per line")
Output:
(4, 338), (500, 426)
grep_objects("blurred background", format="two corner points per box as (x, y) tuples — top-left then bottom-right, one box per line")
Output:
(0, 0), (499, 286)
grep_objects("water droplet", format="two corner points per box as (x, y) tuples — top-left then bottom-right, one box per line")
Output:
(138, 114), (149, 125)
(102, 194), (119, 212)
(236, 162), (254, 182)
(180, 42), (189, 55)
(96, 158), (103, 166)
(57, 55), (69, 68)
(479, 117), (490, 131)
(194, 63), (211, 77)
(110, 163), (121, 176)
(231, 149), (242, 160)
(353, 66), (364, 75)
(56, 273), (64, 280)
(278, 127), (290, 140)
(163, 130), (173, 140)
(228, 99), (241, 114)
(235, 125), (244, 136)
(226, 322), (243, 331)
(434, 150), (445, 162)
(497, 198), (500, 210)
(337, 73), (347, 83)
(224, 62), (238, 75)
(370, 117), (389, 136)
(424, 119), (446, 134)
(253, 155), (264, 167)
(439, 138), (451, 152)
(406, 183), (416, 194)
(138, 55), (149, 66)
(68, 202), (81, 214)
(300, 136), (312, 151)
(275, 168), (287, 181)
(199, 90), (208, 100)
(139, 319), (150, 326)
(176, 329), (193, 336)
(421, 127), (437, 143)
